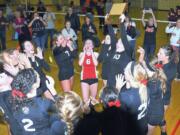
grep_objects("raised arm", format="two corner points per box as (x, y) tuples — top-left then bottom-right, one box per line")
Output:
(141, 10), (146, 27)
(119, 14), (131, 57)
(105, 14), (117, 51)
(150, 9), (157, 28)
(79, 52), (86, 66)
(165, 23), (174, 33)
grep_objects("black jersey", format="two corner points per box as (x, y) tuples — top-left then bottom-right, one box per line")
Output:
(162, 61), (177, 105)
(107, 51), (131, 86)
(119, 88), (148, 135)
(29, 56), (51, 95)
(29, 56), (50, 78)
(98, 44), (111, 80)
(147, 79), (164, 126)
(0, 93), (64, 135)
(106, 23), (132, 87)
(53, 46), (76, 80)
(0, 90), (24, 135)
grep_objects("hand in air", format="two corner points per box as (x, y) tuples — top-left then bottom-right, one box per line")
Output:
(115, 74), (126, 91)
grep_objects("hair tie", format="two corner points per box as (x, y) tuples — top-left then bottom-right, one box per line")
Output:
(140, 79), (148, 86)
(108, 100), (121, 108)
(154, 63), (163, 69)
(12, 89), (25, 98)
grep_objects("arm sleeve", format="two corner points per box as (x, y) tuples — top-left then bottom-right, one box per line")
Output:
(119, 23), (131, 57)
(165, 26), (174, 33)
(107, 24), (117, 51)
(37, 57), (51, 72)
(119, 93), (128, 111)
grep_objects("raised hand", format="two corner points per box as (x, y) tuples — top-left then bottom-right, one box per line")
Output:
(104, 35), (111, 45)
(119, 14), (126, 23)
(18, 53), (32, 69)
(36, 47), (43, 59)
(115, 74), (126, 91)
(4, 64), (19, 76)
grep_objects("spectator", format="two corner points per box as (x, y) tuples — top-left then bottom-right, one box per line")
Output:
(43, 7), (56, 49)
(6, 4), (14, 23)
(176, 6), (180, 19)
(28, 12), (47, 50)
(61, 20), (78, 50)
(168, 8), (177, 22)
(165, 18), (180, 80)
(124, 15), (140, 60)
(142, 8), (157, 62)
(0, 9), (8, 51)
(37, 0), (46, 18)
(82, 13), (100, 47)
(96, 0), (105, 29)
(65, 7), (80, 34)
(13, 11), (31, 50)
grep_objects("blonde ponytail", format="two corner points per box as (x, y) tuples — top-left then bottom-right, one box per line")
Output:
(56, 91), (84, 135)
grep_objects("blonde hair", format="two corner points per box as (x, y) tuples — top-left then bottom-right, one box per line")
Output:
(125, 62), (148, 103)
(52, 33), (63, 49)
(149, 58), (167, 94)
(56, 91), (84, 135)
(152, 69), (167, 94)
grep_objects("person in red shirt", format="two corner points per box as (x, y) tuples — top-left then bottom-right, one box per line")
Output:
(79, 39), (99, 102)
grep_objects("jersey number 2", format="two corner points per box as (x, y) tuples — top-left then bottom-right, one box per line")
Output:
(137, 103), (147, 120)
(22, 119), (36, 132)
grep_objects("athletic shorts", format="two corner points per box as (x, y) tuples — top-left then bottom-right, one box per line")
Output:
(58, 69), (74, 81)
(81, 79), (98, 85)
(148, 115), (166, 126)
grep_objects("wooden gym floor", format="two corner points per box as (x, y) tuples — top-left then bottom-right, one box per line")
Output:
(0, 7), (180, 135)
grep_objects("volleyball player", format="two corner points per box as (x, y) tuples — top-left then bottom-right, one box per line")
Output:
(138, 47), (168, 135)
(99, 86), (128, 135)
(104, 14), (132, 87)
(0, 68), (65, 135)
(53, 33), (76, 91)
(98, 35), (111, 86)
(117, 62), (149, 135)
(1, 49), (31, 77)
(79, 39), (99, 103)
(138, 46), (177, 135)
(22, 41), (56, 100)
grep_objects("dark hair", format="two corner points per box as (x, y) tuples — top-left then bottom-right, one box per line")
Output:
(10, 68), (37, 111)
(177, 17), (180, 21)
(11, 68), (37, 94)
(100, 87), (119, 108)
(0, 61), (4, 73)
(161, 45), (177, 62)
(21, 40), (35, 53)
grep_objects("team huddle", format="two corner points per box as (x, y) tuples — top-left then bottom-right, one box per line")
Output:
(0, 6), (180, 135)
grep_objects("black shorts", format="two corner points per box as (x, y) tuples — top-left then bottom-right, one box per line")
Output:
(148, 116), (165, 126)
(163, 91), (171, 105)
(81, 79), (98, 85)
(58, 69), (74, 81)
